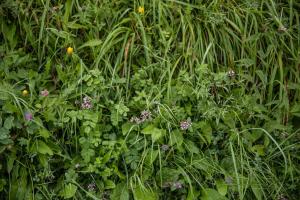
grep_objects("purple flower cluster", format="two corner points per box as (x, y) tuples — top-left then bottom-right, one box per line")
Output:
(40, 89), (49, 97)
(130, 110), (152, 124)
(25, 112), (33, 121)
(87, 182), (96, 191)
(180, 120), (192, 130)
(227, 69), (235, 78)
(81, 96), (92, 109)
(173, 181), (183, 189)
(162, 181), (183, 190)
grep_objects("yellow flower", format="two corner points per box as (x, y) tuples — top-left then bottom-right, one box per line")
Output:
(138, 6), (144, 14)
(67, 47), (74, 55)
(22, 89), (29, 96)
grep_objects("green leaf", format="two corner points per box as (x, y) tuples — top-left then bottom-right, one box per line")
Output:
(133, 185), (158, 200)
(185, 140), (199, 154)
(145, 150), (159, 166)
(78, 39), (103, 49)
(169, 130), (183, 147)
(111, 183), (129, 200)
(142, 125), (165, 142)
(39, 129), (50, 139)
(290, 104), (300, 117)
(104, 180), (116, 189)
(251, 145), (265, 156)
(251, 180), (262, 200)
(4, 116), (14, 130)
(201, 122), (212, 144)
(200, 188), (228, 200)
(216, 179), (227, 196)
(59, 183), (77, 199)
(36, 140), (53, 155)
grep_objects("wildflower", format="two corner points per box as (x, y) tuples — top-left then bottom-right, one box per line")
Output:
(87, 182), (96, 191)
(40, 89), (49, 97)
(130, 116), (142, 124)
(22, 89), (29, 96)
(161, 144), (169, 151)
(75, 163), (80, 169)
(180, 120), (192, 130)
(67, 47), (74, 55)
(278, 25), (287, 33)
(130, 110), (152, 124)
(140, 110), (152, 121)
(138, 6), (145, 14)
(25, 112), (33, 121)
(227, 69), (235, 78)
(81, 96), (92, 109)
(173, 181), (183, 189)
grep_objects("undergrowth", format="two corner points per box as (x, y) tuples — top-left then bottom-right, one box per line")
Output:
(0, 0), (300, 199)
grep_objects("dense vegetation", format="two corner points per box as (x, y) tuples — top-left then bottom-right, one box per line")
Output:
(1, 0), (300, 199)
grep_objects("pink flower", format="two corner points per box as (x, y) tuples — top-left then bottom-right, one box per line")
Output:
(25, 112), (33, 121)
(40, 89), (49, 97)
(180, 120), (192, 130)
(81, 96), (93, 109)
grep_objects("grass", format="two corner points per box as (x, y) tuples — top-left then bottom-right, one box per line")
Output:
(0, 0), (300, 199)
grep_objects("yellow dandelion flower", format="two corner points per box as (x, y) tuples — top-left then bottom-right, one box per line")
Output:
(67, 47), (74, 55)
(22, 89), (29, 96)
(138, 6), (144, 14)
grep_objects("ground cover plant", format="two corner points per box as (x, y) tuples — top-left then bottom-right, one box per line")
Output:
(0, 0), (300, 199)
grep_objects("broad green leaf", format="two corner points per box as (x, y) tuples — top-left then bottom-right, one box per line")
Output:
(133, 185), (158, 200)
(59, 183), (77, 199)
(111, 183), (129, 200)
(4, 116), (14, 130)
(145, 150), (159, 165)
(169, 130), (183, 146)
(142, 125), (165, 142)
(104, 180), (116, 189)
(36, 140), (53, 155)
(200, 188), (228, 200)
(78, 39), (103, 49)
(216, 179), (228, 196)
(39, 129), (50, 139)
(251, 145), (265, 156)
(185, 140), (199, 154)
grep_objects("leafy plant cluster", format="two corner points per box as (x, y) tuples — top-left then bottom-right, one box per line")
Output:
(0, 0), (300, 199)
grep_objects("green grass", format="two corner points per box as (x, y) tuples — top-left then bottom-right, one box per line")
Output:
(0, 0), (300, 199)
